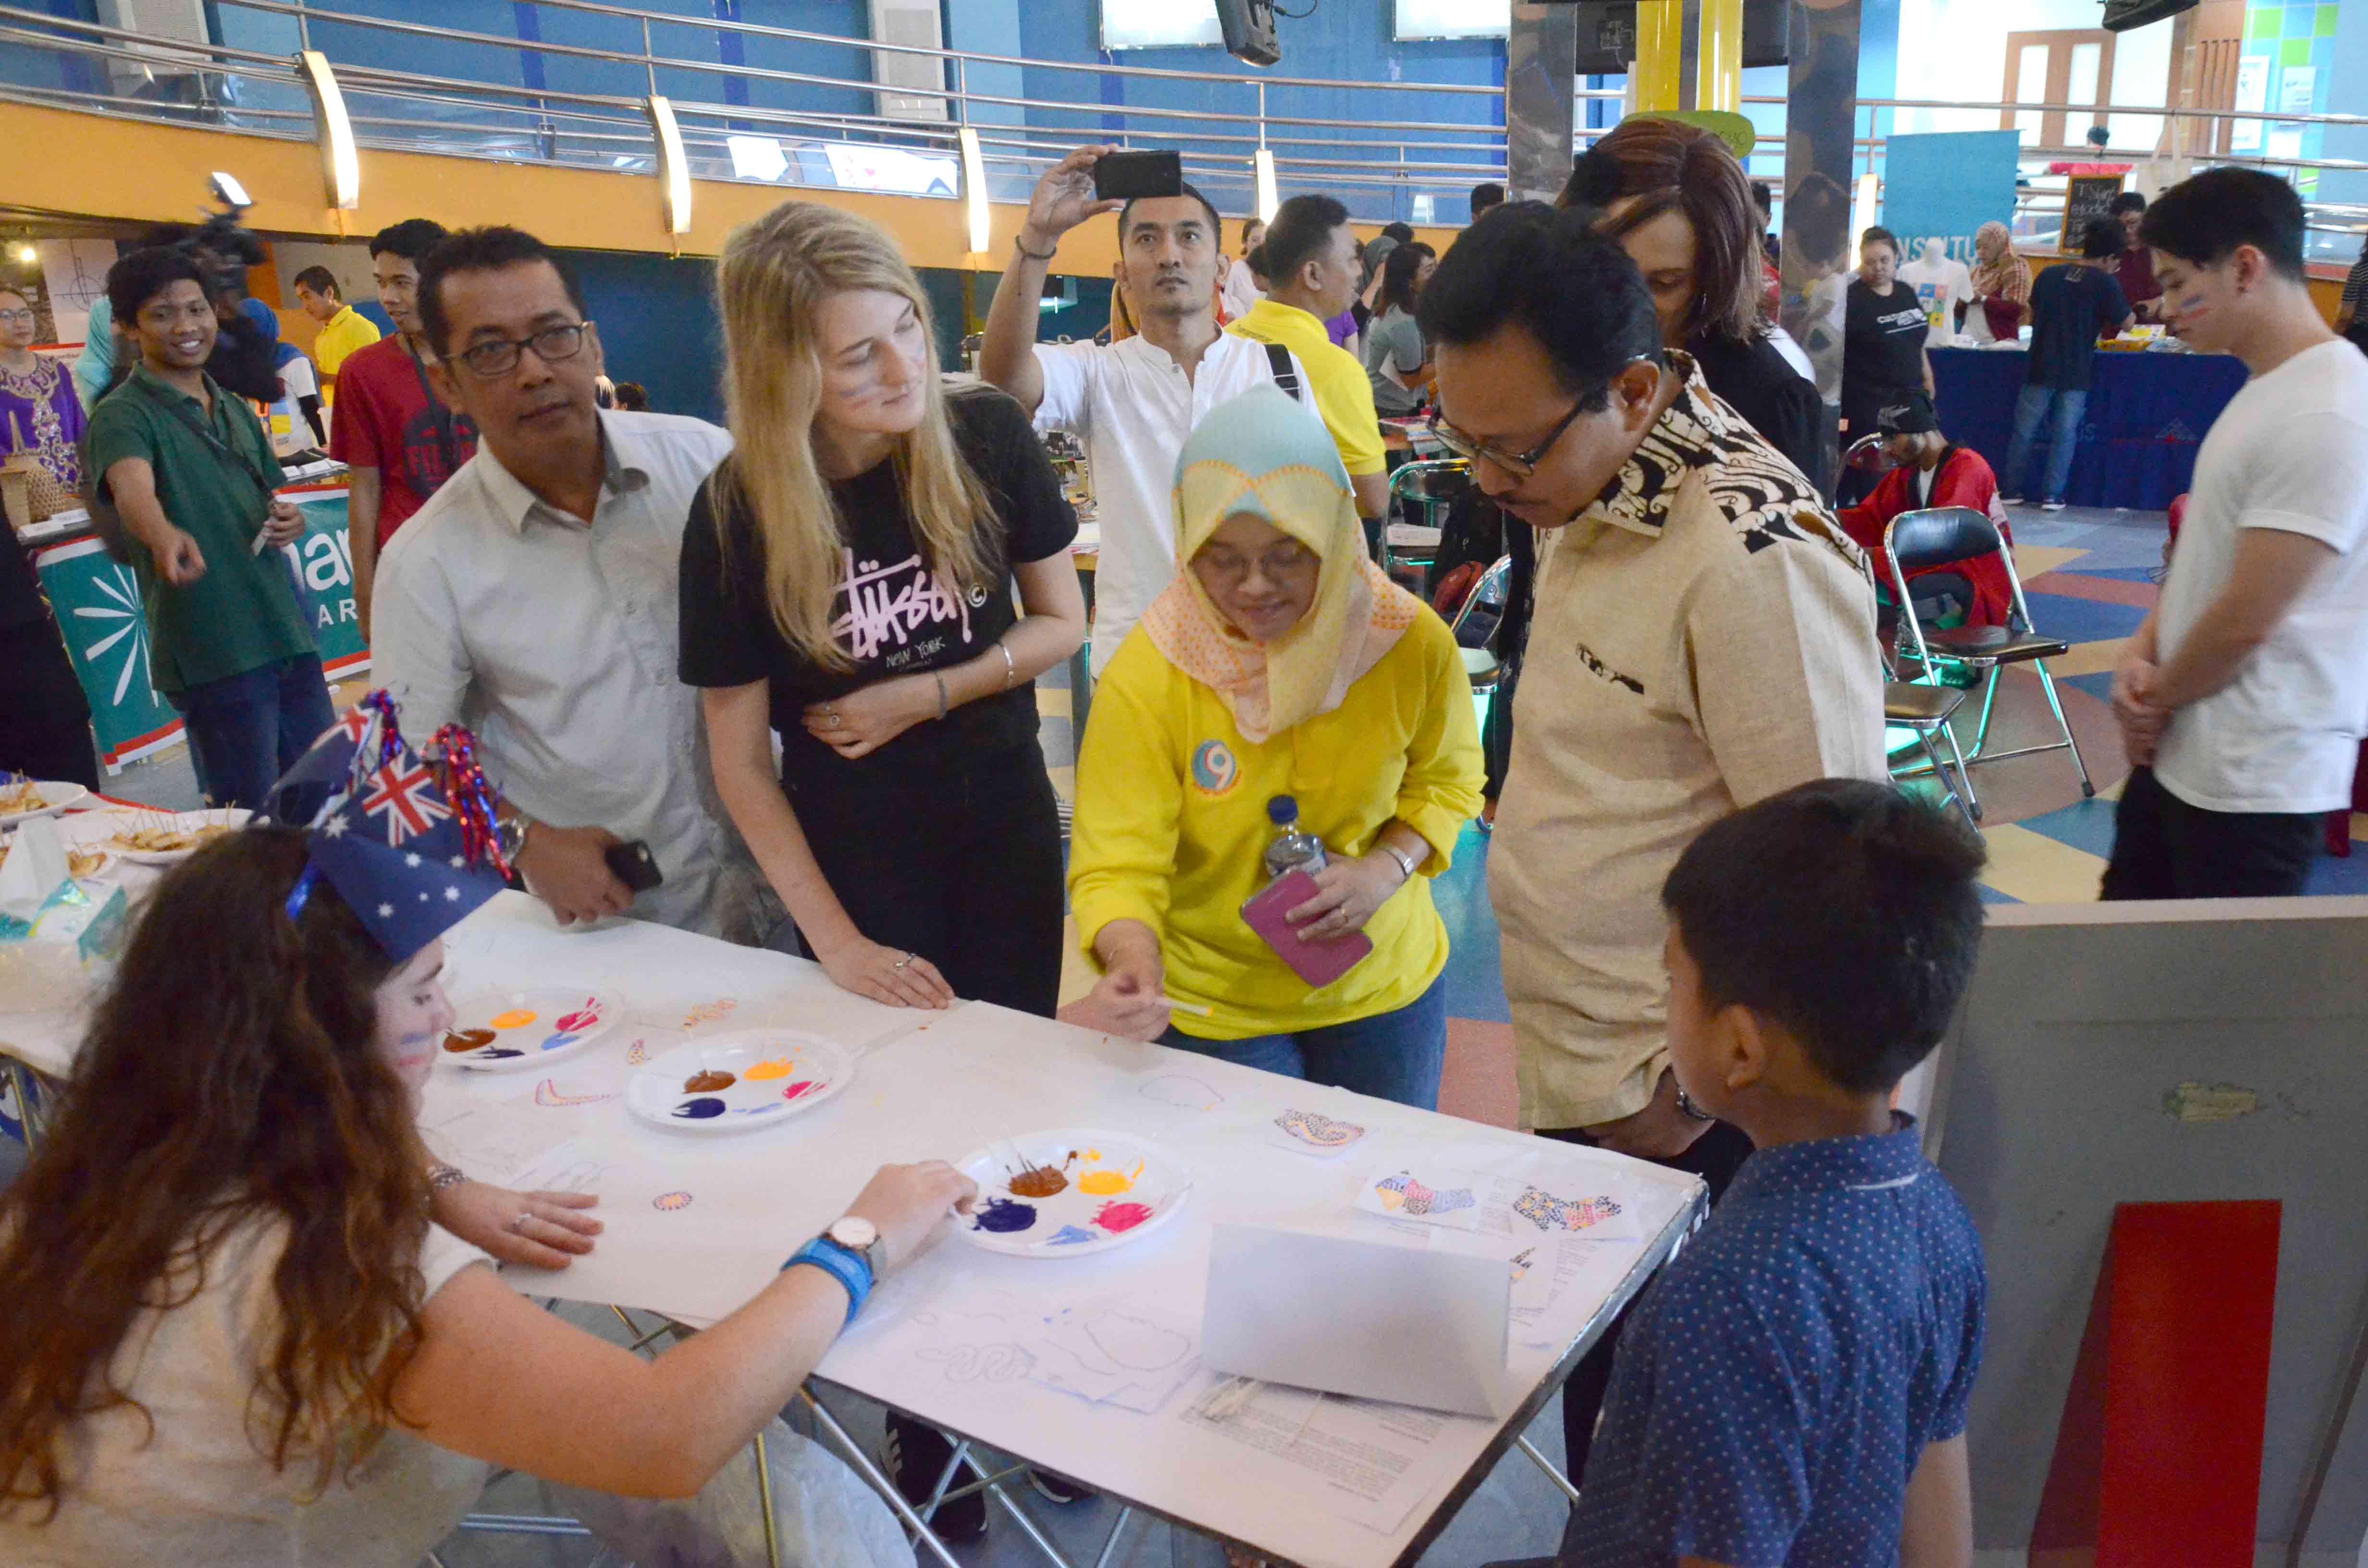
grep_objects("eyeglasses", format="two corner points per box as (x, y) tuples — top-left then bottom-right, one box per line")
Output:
(455, 320), (593, 379)
(1194, 541), (1319, 583)
(1426, 357), (1657, 479)
(0, 309), (35, 326)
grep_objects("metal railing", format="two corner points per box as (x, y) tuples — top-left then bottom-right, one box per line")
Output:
(4, 0), (2367, 250)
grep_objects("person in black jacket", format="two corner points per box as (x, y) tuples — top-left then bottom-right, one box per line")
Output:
(1557, 118), (1822, 481)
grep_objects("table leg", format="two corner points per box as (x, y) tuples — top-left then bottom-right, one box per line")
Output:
(752, 1424), (783, 1568)
(985, 1477), (1082, 1568)
(1516, 1434), (1579, 1504)
(1091, 1505), (1135, 1568)
(796, 1387), (964, 1568)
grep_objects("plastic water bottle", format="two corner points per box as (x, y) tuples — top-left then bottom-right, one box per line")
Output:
(1262, 795), (1329, 881)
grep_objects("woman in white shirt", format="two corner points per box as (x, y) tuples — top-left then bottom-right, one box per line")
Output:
(0, 818), (972, 1565)
(1221, 217), (1267, 322)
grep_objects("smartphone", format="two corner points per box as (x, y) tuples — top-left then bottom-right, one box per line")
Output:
(604, 840), (665, 894)
(1092, 150), (1184, 204)
(1241, 869), (1373, 991)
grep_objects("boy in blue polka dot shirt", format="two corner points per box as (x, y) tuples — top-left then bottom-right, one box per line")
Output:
(1563, 779), (1988, 1568)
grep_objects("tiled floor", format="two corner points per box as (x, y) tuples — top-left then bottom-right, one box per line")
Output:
(29, 502), (2368, 1566)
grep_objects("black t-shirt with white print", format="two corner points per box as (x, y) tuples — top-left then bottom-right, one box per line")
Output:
(678, 383), (1077, 794)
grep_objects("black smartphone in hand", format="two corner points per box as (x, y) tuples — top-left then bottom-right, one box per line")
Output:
(604, 840), (665, 894)
(1092, 150), (1184, 203)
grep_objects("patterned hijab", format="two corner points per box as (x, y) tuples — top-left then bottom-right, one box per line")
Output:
(1139, 386), (1422, 743)
(1970, 221), (2031, 306)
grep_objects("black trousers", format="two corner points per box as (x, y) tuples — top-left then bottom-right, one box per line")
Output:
(787, 741), (1066, 1018)
(1539, 1117), (1757, 1487)
(0, 618), (99, 790)
(2100, 765), (2322, 901)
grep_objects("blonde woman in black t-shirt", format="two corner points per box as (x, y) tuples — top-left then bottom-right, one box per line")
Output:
(680, 202), (1086, 1023)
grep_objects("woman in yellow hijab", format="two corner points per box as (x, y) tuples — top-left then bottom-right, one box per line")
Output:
(1066, 385), (1484, 1109)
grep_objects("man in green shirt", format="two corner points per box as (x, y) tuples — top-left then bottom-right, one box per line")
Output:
(86, 247), (331, 811)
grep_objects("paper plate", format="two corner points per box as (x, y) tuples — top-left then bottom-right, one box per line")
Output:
(0, 781), (88, 828)
(624, 1029), (855, 1135)
(97, 808), (251, 865)
(951, 1129), (1193, 1258)
(440, 988), (623, 1073)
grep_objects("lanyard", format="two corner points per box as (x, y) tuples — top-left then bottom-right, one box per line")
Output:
(135, 377), (276, 506)
(404, 336), (463, 481)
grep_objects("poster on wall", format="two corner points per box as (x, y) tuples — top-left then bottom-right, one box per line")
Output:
(32, 239), (113, 349)
(2278, 65), (2316, 120)
(1881, 130), (2023, 268)
(2232, 55), (2269, 153)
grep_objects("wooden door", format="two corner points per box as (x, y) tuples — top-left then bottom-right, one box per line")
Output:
(2001, 29), (2119, 150)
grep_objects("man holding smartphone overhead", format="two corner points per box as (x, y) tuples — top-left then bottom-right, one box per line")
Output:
(372, 225), (767, 941)
(980, 145), (1311, 676)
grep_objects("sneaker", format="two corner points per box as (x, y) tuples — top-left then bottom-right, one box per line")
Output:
(884, 1413), (987, 1542)
(1998, 495), (2025, 506)
(1028, 1469), (1094, 1505)
(2041, 498), (2068, 512)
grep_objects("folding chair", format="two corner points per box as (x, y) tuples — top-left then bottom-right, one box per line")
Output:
(1884, 680), (1979, 828)
(1383, 458), (1470, 581)
(1883, 505), (2094, 807)
(1448, 552), (1516, 694)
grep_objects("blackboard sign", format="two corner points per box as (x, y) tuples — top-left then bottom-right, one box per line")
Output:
(2059, 172), (2126, 255)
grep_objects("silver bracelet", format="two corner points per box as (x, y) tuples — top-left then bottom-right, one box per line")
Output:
(427, 1162), (468, 1190)
(935, 671), (949, 721)
(1380, 843), (1418, 883)
(996, 637), (1016, 689)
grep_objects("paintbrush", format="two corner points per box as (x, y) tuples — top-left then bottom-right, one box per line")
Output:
(1159, 994), (1213, 1017)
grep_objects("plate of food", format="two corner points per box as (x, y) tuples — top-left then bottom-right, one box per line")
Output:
(950, 1130), (1193, 1258)
(101, 808), (251, 865)
(440, 989), (623, 1073)
(624, 1029), (855, 1134)
(0, 777), (88, 827)
(0, 837), (110, 880)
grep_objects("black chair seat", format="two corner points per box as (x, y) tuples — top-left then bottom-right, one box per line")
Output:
(1924, 626), (2069, 662)
(1884, 682), (1966, 725)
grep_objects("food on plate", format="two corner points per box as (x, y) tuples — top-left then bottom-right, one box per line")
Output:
(106, 822), (235, 855)
(0, 779), (45, 814)
(66, 848), (105, 878)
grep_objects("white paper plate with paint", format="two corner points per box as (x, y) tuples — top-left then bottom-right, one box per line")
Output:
(440, 988), (623, 1072)
(624, 1029), (855, 1135)
(0, 780), (88, 828)
(97, 808), (252, 865)
(951, 1129), (1193, 1258)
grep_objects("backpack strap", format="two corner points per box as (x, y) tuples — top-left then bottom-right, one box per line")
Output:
(1264, 341), (1305, 404)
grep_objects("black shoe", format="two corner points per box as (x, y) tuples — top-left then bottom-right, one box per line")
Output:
(884, 1413), (987, 1542)
(1028, 1468), (1093, 1505)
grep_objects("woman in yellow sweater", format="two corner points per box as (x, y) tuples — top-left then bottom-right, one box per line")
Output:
(1067, 385), (1484, 1108)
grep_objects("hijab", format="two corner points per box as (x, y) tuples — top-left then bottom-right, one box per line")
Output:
(1970, 221), (2031, 306)
(1139, 386), (1421, 743)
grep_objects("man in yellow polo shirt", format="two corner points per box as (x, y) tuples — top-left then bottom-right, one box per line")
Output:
(291, 265), (381, 398)
(1228, 194), (1391, 530)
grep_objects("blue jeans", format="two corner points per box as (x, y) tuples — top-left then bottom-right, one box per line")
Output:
(1158, 972), (1448, 1111)
(2004, 383), (2088, 503)
(169, 653), (338, 813)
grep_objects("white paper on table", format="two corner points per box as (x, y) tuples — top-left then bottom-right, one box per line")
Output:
(1506, 1236), (1638, 1347)
(1021, 1298), (1203, 1414)
(1252, 1103), (1374, 1160)
(417, 1102), (581, 1183)
(0, 819), (70, 919)
(1351, 1162), (1486, 1231)
(1200, 1225), (1510, 1418)
(1174, 1379), (1471, 1537)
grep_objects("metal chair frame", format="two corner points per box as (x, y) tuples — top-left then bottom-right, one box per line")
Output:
(1448, 552), (1516, 693)
(1382, 457), (1471, 575)
(1884, 680), (1981, 828)
(1881, 506), (2095, 807)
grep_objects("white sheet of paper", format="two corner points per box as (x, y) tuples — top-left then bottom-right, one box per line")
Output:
(1023, 1298), (1204, 1414)
(417, 1102), (581, 1183)
(0, 818), (69, 918)
(1175, 1379), (1470, 1537)
(1200, 1225), (1510, 1418)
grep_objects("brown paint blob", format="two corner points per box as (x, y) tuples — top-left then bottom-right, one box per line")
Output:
(1007, 1165), (1070, 1199)
(443, 1029), (496, 1053)
(683, 1070), (736, 1093)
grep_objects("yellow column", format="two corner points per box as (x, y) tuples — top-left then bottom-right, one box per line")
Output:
(1634, 0), (1684, 114)
(1695, 0), (1743, 115)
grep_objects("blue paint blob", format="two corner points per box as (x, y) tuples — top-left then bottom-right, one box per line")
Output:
(670, 1097), (727, 1120)
(973, 1196), (1037, 1234)
(479, 1047), (523, 1059)
(538, 1032), (581, 1053)
(730, 1103), (783, 1116)
(1041, 1225), (1097, 1246)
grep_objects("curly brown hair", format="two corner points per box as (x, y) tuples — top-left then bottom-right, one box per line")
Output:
(1562, 117), (1768, 346)
(0, 826), (434, 1519)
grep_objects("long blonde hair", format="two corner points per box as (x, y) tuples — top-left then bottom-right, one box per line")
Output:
(712, 201), (997, 670)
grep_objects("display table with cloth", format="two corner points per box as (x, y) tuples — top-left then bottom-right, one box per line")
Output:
(0, 885), (1702, 1568)
(1930, 346), (2248, 511)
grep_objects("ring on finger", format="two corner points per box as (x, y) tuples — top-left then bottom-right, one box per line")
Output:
(892, 951), (913, 970)
(508, 1212), (534, 1235)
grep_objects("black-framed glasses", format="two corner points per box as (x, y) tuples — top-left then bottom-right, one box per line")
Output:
(456, 320), (593, 379)
(0, 308), (35, 326)
(1425, 355), (1659, 478)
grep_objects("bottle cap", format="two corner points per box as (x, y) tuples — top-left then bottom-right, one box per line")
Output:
(1266, 795), (1298, 825)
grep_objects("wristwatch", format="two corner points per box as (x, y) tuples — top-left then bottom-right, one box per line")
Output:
(784, 1214), (888, 1325)
(427, 1162), (468, 1190)
(826, 1213), (888, 1280)
(496, 813), (531, 865)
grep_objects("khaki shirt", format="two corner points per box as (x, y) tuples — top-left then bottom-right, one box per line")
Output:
(1492, 358), (1885, 1131)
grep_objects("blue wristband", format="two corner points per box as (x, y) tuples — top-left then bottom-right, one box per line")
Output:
(783, 1236), (872, 1325)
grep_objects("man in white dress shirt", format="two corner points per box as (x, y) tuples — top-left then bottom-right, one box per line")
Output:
(373, 226), (764, 940)
(979, 145), (1307, 677)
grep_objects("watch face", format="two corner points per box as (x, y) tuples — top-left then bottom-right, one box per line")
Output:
(830, 1215), (879, 1250)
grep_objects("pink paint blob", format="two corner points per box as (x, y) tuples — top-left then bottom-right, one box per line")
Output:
(1093, 1200), (1154, 1234)
(781, 1080), (820, 1101)
(555, 1005), (599, 1032)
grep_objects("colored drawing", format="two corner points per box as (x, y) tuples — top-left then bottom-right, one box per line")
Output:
(653, 1190), (693, 1212)
(537, 1031), (580, 1053)
(974, 1197), (1037, 1233)
(671, 1097), (727, 1120)
(1140, 1075), (1224, 1112)
(1373, 1171), (1476, 1217)
(781, 1080), (822, 1101)
(1275, 1109), (1365, 1147)
(1040, 1225), (1097, 1246)
(1093, 1200), (1154, 1233)
(489, 1008), (538, 1029)
(555, 1003), (601, 1032)
(742, 1056), (794, 1080)
(444, 1028), (494, 1053)
(533, 1078), (618, 1107)
(625, 1038), (650, 1066)
(681, 998), (739, 1028)
(1509, 1249), (1534, 1283)
(1077, 1159), (1145, 1196)
(1513, 1186), (1624, 1232)
(683, 1070), (735, 1092)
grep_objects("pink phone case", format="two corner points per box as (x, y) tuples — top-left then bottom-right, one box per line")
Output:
(1241, 869), (1374, 990)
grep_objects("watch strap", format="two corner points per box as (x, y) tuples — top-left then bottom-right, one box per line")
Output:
(427, 1162), (468, 1190)
(784, 1236), (872, 1324)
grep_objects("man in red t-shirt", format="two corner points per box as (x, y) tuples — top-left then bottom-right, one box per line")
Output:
(330, 217), (477, 633)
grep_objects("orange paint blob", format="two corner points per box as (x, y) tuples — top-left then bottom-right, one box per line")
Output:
(742, 1057), (794, 1080)
(488, 1009), (538, 1029)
